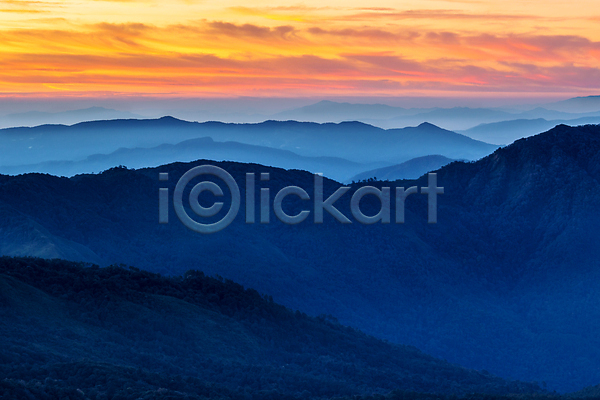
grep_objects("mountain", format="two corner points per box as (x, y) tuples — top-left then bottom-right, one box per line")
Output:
(0, 136), (372, 183)
(0, 106), (145, 128)
(0, 256), (541, 399)
(515, 106), (600, 120)
(2, 124), (600, 391)
(542, 95), (600, 113)
(276, 102), (515, 130)
(274, 100), (421, 121)
(571, 384), (600, 398)
(380, 107), (515, 130)
(350, 155), (456, 182)
(460, 116), (600, 144)
(275, 100), (600, 132)
(0, 201), (104, 264)
(0, 117), (497, 167)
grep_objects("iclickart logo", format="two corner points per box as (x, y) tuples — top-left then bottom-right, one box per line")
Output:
(158, 165), (443, 234)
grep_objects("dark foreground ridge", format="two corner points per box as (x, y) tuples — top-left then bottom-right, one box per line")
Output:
(0, 257), (541, 399)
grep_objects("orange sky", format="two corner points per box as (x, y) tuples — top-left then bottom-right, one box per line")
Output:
(0, 0), (599, 98)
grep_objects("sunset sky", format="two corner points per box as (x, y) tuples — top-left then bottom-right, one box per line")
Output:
(1, 0), (599, 99)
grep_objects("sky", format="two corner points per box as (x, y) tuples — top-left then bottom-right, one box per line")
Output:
(0, 0), (599, 100)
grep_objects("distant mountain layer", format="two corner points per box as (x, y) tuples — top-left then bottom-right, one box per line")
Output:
(275, 100), (420, 120)
(3, 94), (600, 134)
(543, 95), (600, 113)
(3, 124), (600, 391)
(460, 117), (600, 145)
(0, 136), (372, 183)
(0, 257), (540, 398)
(275, 98), (600, 131)
(0, 106), (145, 128)
(0, 117), (497, 168)
(276, 101), (516, 130)
(350, 155), (455, 182)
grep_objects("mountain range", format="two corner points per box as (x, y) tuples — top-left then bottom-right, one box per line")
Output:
(0, 136), (372, 183)
(273, 97), (600, 131)
(543, 95), (600, 113)
(0, 118), (497, 176)
(1, 123), (600, 392)
(4, 95), (600, 147)
(460, 116), (600, 145)
(0, 256), (542, 399)
(0, 106), (145, 129)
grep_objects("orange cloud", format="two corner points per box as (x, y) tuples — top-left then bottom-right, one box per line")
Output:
(0, 2), (599, 97)
(341, 9), (538, 21)
(207, 22), (296, 39)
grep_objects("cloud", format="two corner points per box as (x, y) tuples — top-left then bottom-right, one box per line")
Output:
(0, 0), (53, 5)
(425, 32), (460, 45)
(0, 8), (45, 12)
(463, 34), (600, 62)
(0, 0), (57, 13)
(5, 46), (598, 95)
(2, 21), (599, 65)
(207, 22), (296, 39)
(307, 27), (411, 41)
(0, 14), (599, 96)
(341, 9), (537, 21)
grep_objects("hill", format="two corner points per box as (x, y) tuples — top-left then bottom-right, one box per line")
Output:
(0, 136), (371, 183)
(0, 257), (541, 399)
(350, 155), (455, 182)
(543, 95), (600, 113)
(274, 100), (418, 121)
(0, 106), (144, 128)
(460, 116), (600, 145)
(273, 99), (600, 132)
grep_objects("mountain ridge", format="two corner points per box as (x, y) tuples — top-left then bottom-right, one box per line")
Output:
(460, 117), (600, 144)
(0, 135), (371, 182)
(350, 155), (456, 182)
(0, 117), (497, 167)
(0, 256), (542, 399)
(2, 124), (600, 391)
(0, 106), (145, 129)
